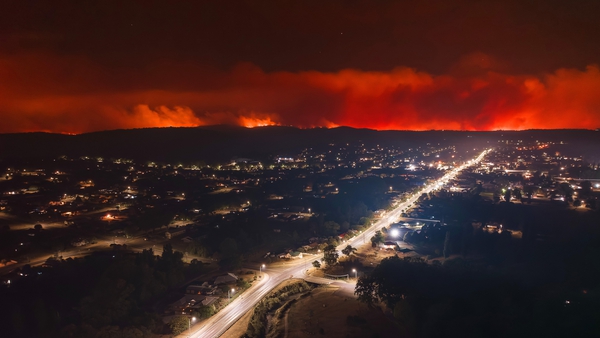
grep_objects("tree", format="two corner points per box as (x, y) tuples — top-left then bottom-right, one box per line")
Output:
(312, 260), (321, 269)
(291, 230), (300, 245)
(393, 301), (417, 336)
(237, 279), (250, 289)
(355, 275), (378, 307)
(341, 245), (357, 257)
(355, 256), (431, 309)
(185, 240), (207, 257)
(323, 221), (340, 236)
(168, 315), (189, 335)
(443, 231), (451, 258)
(523, 185), (534, 196)
(34, 224), (43, 231)
(196, 305), (216, 319)
(580, 181), (592, 196)
(341, 221), (350, 233)
(322, 244), (339, 266)
(493, 191), (501, 204)
(219, 238), (242, 269)
(512, 188), (522, 201)
(558, 182), (574, 200)
(371, 230), (385, 247)
(138, 209), (174, 232)
(503, 189), (512, 202)
(81, 277), (136, 327)
(586, 199), (597, 209)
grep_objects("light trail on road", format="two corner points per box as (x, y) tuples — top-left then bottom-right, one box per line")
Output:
(190, 149), (491, 338)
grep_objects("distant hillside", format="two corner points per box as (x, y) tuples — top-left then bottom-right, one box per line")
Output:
(0, 126), (599, 163)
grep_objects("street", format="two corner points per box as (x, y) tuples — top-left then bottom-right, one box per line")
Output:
(189, 149), (490, 337)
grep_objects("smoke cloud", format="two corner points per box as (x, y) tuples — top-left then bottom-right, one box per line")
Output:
(1, 53), (599, 133)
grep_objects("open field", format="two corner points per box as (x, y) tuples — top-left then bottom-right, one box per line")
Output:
(286, 286), (400, 338)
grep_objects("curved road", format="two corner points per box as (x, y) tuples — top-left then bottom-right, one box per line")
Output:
(190, 149), (490, 338)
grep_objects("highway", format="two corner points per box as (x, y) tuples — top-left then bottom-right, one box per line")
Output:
(190, 149), (490, 338)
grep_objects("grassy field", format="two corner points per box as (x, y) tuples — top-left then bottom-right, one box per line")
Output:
(286, 286), (400, 338)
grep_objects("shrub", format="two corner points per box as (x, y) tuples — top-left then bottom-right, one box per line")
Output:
(244, 281), (313, 337)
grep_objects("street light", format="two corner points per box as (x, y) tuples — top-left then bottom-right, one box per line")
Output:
(352, 268), (357, 279)
(228, 288), (235, 301)
(188, 316), (196, 337)
(260, 264), (265, 277)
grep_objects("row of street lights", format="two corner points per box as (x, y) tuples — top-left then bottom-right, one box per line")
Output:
(347, 152), (490, 283)
(227, 264), (266, 302)
(187, 263), (270, 336)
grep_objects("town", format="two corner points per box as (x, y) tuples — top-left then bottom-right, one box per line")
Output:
(1, 129), (599, 337)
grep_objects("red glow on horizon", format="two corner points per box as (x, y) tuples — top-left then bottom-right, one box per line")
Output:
(1, 53), (600, 134)
(239, 116), (279, 128)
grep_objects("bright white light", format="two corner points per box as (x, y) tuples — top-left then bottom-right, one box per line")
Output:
(390, 228), (400, 237)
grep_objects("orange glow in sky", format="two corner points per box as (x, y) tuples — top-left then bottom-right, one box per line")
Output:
(1, 54), (600, 133)
(239, 116), (279, 128)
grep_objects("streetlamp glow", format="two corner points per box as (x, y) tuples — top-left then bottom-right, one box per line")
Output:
(260, 264), (265, 277)
(188, 316), (196, 337)
(352, 268), (357, 279)
(390, 228), (400, 238)
(228, 288), (235, 301)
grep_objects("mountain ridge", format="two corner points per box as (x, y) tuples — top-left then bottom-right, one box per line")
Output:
(1, 126), (598, 162)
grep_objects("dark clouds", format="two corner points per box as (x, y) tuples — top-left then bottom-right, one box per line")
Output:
(3, 0), (600, 73)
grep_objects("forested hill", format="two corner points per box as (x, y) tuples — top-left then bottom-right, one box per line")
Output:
(1, 126), (598, 163)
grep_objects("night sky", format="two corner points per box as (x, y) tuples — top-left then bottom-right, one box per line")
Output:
(2, 0), (600, 133)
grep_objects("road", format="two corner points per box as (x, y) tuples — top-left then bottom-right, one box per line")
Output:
(189, 149), (490, 338)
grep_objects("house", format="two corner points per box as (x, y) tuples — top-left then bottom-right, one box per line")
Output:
(186, 281), (215, 294)
(186, 285), (205, 295)
(167, 294), (219, 314)
(200, 296), (219, 307)
(214, 273), (238, 285)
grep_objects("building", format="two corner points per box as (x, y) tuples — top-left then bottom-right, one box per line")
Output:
(214, 273), (238, 285)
